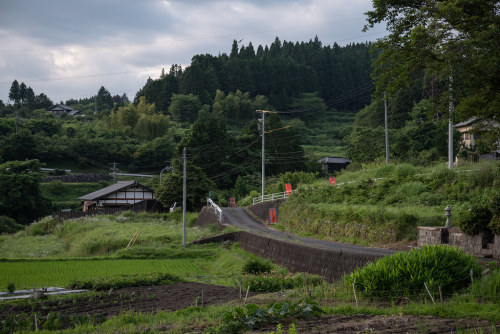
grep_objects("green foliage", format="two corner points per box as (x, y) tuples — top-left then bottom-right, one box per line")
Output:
(0, 216), (24, 234)
(69, 272), (180, 290)
(209, 300), (323, 333)
(365, 0), (499, 148)
(242, 258), (272, 275)
(345, 245), (483, 299)
(458, 203), (493, 236)
(242, 269), (324, 293)
(6, 282), (15, 293)
(0, 160), (52, 224)
(470, 268), (500, 304)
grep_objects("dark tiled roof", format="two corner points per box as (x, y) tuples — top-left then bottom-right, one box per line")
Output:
(455, 117), (477, 128)
(78, 180), (152, 201)
(318, 157), (351, 164)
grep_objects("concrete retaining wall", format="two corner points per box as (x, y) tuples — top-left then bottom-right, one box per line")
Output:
(192, 231), (382, 282)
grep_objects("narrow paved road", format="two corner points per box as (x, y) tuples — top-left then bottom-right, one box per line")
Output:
(221, 207), (393, 257)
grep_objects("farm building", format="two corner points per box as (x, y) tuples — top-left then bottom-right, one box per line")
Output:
(318, 156), (351, 174)
(47, 104), (81, 117)
(78, 180), (155, 212)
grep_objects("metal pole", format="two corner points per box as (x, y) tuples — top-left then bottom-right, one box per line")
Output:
(182, 147), (187, 247)
(448, 75), (454, 169)
(384, 92), (389, 164)
(261, 112), (265, 199)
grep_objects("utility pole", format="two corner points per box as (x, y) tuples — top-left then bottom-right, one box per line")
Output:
(384, 92), (389, 164)
(182, 147), (187, 248)
(257, 110), (266, 199)
(15, 111), (18, 134)
(109, 162), (119, 183)
(448, 75), (454, 169)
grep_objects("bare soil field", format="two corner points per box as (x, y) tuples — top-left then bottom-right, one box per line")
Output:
(250, 314), (498, 334)
(2, 283), (498, 333)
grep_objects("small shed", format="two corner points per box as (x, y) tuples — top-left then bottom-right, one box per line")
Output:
(78, 180), (155, 212)
(318, 157), (351, 174)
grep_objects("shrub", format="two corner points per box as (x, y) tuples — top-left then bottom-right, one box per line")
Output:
(458, 204), (493, 236)
(242, 258), (272, 275)
(25, 216), (63, 236)
(46, 180), (65, 195)
(0, 216), (24, 234)
(345, 245), (482, 299)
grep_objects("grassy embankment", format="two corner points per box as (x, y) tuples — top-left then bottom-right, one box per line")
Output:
(276, 161), (499, 247)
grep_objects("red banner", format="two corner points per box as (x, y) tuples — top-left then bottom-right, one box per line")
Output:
(229, 197), (236, 208)
(285, 183), (292, 196)
(269, 208), (277, 224)
(329, 176), (336, 186)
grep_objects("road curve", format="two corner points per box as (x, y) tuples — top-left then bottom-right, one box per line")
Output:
(221, 207), (393, 257)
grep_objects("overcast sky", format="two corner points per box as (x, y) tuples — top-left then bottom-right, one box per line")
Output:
(0, 0), (386, 105)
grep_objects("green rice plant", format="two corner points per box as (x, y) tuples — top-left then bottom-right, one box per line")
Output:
(345, 245), (483, 300)
(470, 268), (500, 304)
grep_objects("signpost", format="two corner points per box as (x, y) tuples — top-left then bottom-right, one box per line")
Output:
(329, 176), (336, 186)
(269, 208), (277, 224)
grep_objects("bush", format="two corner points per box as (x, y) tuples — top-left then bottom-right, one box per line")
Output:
(345, 245), (482, 299)
(458, 204), (493, 236)
(25, 216), (63, 236)
(242, 258), (272, 275)
(0, 216), (24, 234)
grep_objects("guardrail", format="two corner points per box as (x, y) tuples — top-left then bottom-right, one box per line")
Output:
(207, 198), (223, 221)
(252, 190), (295, 205)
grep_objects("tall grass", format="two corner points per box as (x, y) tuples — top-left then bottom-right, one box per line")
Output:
(2, 212), (204, 258)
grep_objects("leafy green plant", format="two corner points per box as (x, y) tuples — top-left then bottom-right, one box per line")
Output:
(345, 245), (482, 299)
(6, 282), (15, 293)
(208, 300), (323, 333)
(242, 258), (273, 275)
(458, 203), (493, 236)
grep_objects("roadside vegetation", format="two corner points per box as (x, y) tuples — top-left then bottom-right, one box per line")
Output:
(274, 160), (499, 246)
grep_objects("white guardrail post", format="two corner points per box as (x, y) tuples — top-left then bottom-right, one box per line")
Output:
(252, 189), (294, 205)
(207, 198), (223, 221)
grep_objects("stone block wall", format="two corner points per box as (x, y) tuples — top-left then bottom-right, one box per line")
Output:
(448, 228), (483, 255)
(417, 226), (447, 247)
(417, 226), (500, 258)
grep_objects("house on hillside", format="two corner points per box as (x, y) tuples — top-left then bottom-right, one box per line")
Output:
(455, 117), (500, 162)
(318, 157), (351, 174)
(78, 180), (156, 212)
(47, 104), (81, 117)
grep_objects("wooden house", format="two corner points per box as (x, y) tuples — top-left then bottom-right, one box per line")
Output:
(78, 180), (155, 212)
